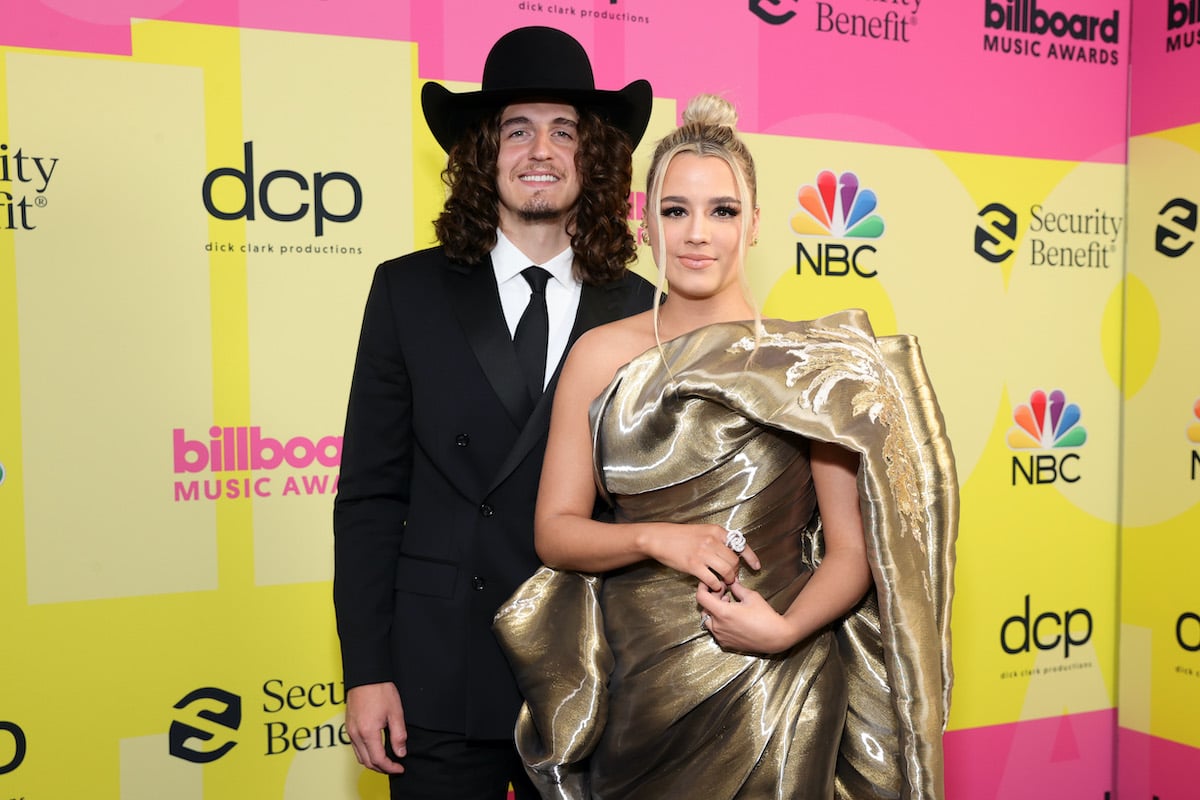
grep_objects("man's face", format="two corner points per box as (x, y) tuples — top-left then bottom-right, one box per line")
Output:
(495, 102), (582, 230)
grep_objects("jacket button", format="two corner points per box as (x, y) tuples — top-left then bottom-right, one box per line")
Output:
(472, 576), (486, 591)
(479, 503), (494, 517)
(455, 433), (470, 447)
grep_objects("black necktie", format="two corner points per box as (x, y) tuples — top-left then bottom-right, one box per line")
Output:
(514, 266), (551, 401)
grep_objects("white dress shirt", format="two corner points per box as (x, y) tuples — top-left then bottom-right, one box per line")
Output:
(491, 229), (583, 390)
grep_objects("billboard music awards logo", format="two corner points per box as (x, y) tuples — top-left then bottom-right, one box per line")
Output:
(172, 426), (341, 502)
(1007, 388), (1088, 485)
(791, 170), (885, 278)
(1, 142), (59, 231)
(982, 0), (1121, 64)
(169, 679), (351, 762)
(1156, 197), (1197, 258)
(1167, 0), (1200, 52)
(750, 0), (919, 42)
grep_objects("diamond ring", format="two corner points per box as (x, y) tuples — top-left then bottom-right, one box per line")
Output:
(724, 529), (746, 554)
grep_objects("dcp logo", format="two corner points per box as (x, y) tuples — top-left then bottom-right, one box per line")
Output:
(202, 142), (363, 237)
(0, 720), (26, 775)
(169, 687), (242, 763)
(1155, 197), (1196, 258)
(1179, 611), (1200, 652)
(975, 202), (1018, 263)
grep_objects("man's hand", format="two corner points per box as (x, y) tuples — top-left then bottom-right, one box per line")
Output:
(345, 682), (407, 774)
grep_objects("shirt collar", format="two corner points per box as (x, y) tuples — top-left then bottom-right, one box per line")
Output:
(492, 229), (576, 288)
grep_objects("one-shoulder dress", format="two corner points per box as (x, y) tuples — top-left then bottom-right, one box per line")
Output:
(494, 310), (958, 799)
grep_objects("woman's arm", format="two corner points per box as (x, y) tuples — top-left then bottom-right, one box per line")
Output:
(535, 329), (759, 592)
(698, 439), (871, 653)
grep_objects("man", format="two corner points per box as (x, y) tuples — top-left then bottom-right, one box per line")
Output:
(333, 26), (654, 800)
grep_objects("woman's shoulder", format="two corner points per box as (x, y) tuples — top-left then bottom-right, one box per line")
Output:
(571, 310), (657, 361)
(561, 311), (657, 392)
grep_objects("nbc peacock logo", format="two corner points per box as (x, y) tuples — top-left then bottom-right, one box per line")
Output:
(791, 170), (884, 278)
(1008, 389), (1087, 485)
(1008, 389), (1087, 448)
(791, 170), (885, 238)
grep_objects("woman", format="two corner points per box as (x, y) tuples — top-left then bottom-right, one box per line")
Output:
(494, 95), (957, 799)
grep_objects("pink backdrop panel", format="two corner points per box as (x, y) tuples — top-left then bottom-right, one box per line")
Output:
(1130, 0), (1200, 134)
(944, 710), (1116, 799)
(2, 0), (1131, 163)
(409, 1), (1127, 162)
(0, 0), (412, 54)
(1118, 728), (1200, 798)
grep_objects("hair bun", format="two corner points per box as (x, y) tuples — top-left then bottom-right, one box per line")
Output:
(681, 94), (738, 130)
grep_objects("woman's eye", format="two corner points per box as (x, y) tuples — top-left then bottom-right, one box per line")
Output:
(661, 206), (686, 218)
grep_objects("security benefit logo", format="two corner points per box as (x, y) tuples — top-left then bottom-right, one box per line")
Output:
(974, 201), (1121, 268)
(974, 202), (1019, 263)
(169, 680), (351, 762)
(1007, 388), (1087, 486)
(791, 170), (885, 279)
(750, 0), (919, 43)
(170, 687), (242, 763)
(1, 142), (59, 231)
(982, 0), (1121, 64)
(1156, 197), (1197, 258)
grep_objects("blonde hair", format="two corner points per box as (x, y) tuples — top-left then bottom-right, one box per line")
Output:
(645, 94), (760, 350)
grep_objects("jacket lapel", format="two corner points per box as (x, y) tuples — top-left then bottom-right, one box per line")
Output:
(446, 256), (533, 426)
(486, 279), (632, 494)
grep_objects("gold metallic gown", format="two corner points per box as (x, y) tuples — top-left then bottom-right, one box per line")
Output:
(494, 311), (957, 799)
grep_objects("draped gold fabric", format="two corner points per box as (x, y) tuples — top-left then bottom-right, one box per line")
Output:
(494, 310), (957, 799)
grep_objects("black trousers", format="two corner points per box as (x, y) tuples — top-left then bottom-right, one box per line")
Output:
(388, 725), (539, 800)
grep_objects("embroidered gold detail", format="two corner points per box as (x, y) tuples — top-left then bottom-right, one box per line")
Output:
(731, 325), (926, 555)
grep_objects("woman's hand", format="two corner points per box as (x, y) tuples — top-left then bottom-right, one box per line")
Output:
(696, 579), (800, 655)
(642, 523), (761, 592)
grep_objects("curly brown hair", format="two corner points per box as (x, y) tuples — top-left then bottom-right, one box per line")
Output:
(432, 107), (638, 285)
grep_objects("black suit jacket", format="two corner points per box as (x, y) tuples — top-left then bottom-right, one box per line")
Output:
(333, 246), (654, 739)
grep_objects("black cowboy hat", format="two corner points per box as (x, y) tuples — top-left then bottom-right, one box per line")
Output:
(421, 26), (653, 153)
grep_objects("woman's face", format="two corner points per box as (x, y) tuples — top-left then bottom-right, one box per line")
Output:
(648, 152), (758, 302)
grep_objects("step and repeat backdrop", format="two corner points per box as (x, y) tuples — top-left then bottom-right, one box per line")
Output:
(0, 1), (1195, 798)
(1118, 2), (1200, 798)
